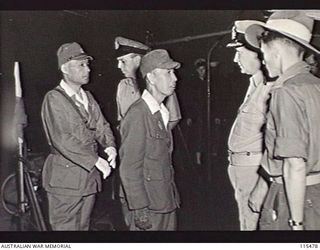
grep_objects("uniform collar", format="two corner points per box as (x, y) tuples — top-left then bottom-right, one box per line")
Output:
(60, 79), (89, 110)
(123, 77), (137, 86)
(142, 90), (169, 128)
(141, 90), (166, 114)
(250, 70), (265, 87)
(274, 61), (311, 89)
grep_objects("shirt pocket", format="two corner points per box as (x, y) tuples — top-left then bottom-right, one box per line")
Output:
(238, 106), (266, 133)
(240, 103), (265, 120)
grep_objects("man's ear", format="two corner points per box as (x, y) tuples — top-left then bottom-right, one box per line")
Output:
(270, 41), (281, 57)
(146, 72), (154, 85)
(60, 63), (69, 75)
(134, 55), (142, 65)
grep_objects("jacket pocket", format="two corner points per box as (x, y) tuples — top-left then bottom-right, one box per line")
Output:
(144, 158), (171, 181)
(143, 162), (175, 212)
(147, 130), (170, 160)
(49, 156), (81, 190)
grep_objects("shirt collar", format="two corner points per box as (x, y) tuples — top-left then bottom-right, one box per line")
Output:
(125, 77), (137, 86)
(142, 90), (169, 128)
(274, 61), (311, 88)
(141, 90), (164, 114)
(59, 79), (88, 110)
(250, 70), (265, 87)
(60, 79), (80, 97)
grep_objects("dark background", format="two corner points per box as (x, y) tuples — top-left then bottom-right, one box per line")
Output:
(0, 9), (320, 235)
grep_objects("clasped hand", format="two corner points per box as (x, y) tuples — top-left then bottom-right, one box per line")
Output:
(134, 207), (152, 230)
(95, 157), (111, 179)
(104, 146), (117, 169)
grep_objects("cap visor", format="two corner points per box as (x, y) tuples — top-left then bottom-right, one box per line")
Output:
(116, 53), (136, 60)
(72, 54), (94, 61)
(159, 61), (181, 70)
(226, 41), (244, 48)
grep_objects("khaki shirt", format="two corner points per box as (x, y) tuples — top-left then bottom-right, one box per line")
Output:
(228, 71), (273, 153)
(116, 78), (140, 121)
(261, 62), (320, 176)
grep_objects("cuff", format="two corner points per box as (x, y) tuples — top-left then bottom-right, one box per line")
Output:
(94, 156), (103, 167)
(104, 146), (117, 156)
(274, 137), (307, 160)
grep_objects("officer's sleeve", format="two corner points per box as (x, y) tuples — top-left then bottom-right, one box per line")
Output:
(165, 92), (182, 122)
(116, 80), (124, 121)
(119, 107), (149, 210)
(271, 88), (308, 160)
(41, 91), (98, 171)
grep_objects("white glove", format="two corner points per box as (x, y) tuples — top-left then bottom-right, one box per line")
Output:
(95, 157), (111, 179)
(104, 147), (117, 169)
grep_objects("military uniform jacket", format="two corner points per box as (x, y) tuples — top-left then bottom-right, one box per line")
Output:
(119, 98), (180, 213)
(41, 85), (116, 196)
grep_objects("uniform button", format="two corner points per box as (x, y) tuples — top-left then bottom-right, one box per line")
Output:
(146, 176), (151, 181)
(66, 164), (69, 168)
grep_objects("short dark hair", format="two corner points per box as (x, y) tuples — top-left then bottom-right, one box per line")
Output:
(259, 30), (305, 56)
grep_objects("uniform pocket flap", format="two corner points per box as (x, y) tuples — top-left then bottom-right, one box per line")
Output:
(49, 156), (81, 190)
(144, 160), (171, 181)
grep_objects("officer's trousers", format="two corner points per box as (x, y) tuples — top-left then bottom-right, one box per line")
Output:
(47, 192), (96, 231)
(228, 164), (260, 230)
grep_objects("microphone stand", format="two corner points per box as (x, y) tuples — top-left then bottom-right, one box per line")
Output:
(205, 18), (240, 182)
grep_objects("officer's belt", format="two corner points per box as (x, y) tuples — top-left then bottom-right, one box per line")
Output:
(50, 144), (98, 155)
(228, 150), (262, 166)
(271, 173), (320, 186)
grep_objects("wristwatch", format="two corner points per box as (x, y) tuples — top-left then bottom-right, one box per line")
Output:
(288, 219), (303, 227)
